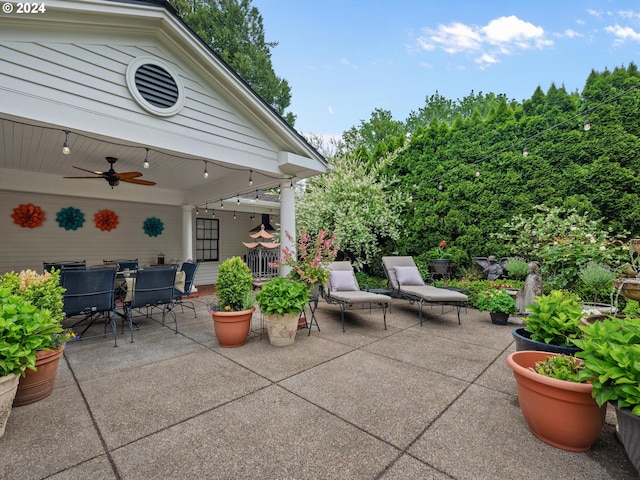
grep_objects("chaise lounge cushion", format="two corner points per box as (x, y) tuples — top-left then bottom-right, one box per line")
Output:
(394, 266), (425, 286)
(329, 270), (359, 292)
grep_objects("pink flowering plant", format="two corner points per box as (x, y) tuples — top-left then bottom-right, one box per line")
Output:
(272, 228), (339, 287)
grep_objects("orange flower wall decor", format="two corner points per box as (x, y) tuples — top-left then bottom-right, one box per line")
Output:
(94, 209), (119, 231)
(11, 203), (45, 228)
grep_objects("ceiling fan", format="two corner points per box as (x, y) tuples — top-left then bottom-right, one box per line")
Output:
(64, 156), (156, 188)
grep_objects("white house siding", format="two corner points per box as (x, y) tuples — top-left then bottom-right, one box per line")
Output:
(0, 190), (278, 286)
(0, 29), (280, 183)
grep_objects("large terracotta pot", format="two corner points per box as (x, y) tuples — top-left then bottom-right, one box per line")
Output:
(14, 345), (65, 407)
(506, 350), (605, 451)
(265, 313), (300, 346)
(0, 373), (20, 438)
(211, 307), (255, 348)
(615, 406), (640, 475)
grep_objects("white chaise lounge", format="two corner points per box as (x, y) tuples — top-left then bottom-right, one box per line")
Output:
(382, 256), (468, 325)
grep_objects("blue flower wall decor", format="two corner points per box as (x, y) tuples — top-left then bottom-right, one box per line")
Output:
(143, 216), (164, 237)
(56, 207), (85, 231)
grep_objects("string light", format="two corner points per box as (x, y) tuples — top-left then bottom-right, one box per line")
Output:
(522, 146), (528, 157)
(204, 203), (208, 213)
(237, 197), (240, 205)
(254, 190), (259, 204)
(211, 210), (215, 218)
(143, 147), (150, 169)
(248, 170), (253, 186)
(220, 200), (224, 209)
(62, 130), (70, 155)
(195, 206), (199, 215)
(203, 161), (209, 179)
(583, 119), (591, 131)
(233, 212), (237, 220)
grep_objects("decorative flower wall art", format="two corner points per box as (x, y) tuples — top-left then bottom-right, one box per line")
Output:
(11, 203), (45, 228)
(94, 209), (119, 231)
(143, 216), (164, 237)
(56, 207), (85, 231)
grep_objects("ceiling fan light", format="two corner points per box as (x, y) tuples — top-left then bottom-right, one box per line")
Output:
(62, 130), (70, 155)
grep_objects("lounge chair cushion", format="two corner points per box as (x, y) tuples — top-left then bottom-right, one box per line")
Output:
(394, 266), (425, 286)
(329, 270), (359, 292)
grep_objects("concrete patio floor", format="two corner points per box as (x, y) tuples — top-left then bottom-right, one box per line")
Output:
(1, 296), (637, 479)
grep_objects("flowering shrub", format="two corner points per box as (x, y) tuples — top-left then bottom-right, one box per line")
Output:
(272, 228), (338, 286)
(475, 288), (516, 314)
(494, 205), (628, 291)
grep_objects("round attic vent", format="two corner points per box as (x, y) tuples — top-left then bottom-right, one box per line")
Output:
(126, 57), (185, 116)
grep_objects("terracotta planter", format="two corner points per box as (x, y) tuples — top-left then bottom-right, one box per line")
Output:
(265, 313), (300, 346)
(0, 373), (20, 438)
(490, 312), (509, 325)
(506, 350), (605, 451)
(211, 307), (255, 348)
(615, 406), (640, 475)
(14, 345), (65, 407)
(511, 327), (580, 355)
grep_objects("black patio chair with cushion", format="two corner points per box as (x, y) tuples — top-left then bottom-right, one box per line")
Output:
(173, 261), (199, 318)
(121, 266), (178, 342)
(61, 266), (118, 346)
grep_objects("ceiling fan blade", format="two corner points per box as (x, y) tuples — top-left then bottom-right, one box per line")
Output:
(72, 166), (104, 175)
(121, 177), (156, 186)
(63, 176), (105, 179)
(115, 171), (143, 180)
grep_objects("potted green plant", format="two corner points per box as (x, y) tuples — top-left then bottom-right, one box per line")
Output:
(506, 350), (605, 451)
(512, 290), (583, 354)
(475, 287), (516, 325)
(256, 277), (309, 346)
(427, 240), (454, 276)
(209, 257), (255, 348)
(0, 283), (64, 437)
(505, 257), (529, 281)
(578, 262), (616, 315)
(0, 269), (71, 407)
(574, 317), (640, 473)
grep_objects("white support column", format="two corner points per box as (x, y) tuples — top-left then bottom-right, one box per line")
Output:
(279, 179), (296, 277)
(181, 205), (194, 262)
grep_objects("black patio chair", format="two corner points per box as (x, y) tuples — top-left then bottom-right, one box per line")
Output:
(44, 260), (86, 273)
(61, 267), (118, 346)
(103, 259), (138, 272)
(122, 266), (178, 342)
(173, 261), (199, 318)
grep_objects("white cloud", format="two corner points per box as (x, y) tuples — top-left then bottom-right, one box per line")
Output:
(327, 105), (334, 115)
(339, 57), (358, 69)
(416, 15), (552, 68)
(560, 29), (583, 38)
(605, 24), (640, 43)
(419, 61), (433, 68)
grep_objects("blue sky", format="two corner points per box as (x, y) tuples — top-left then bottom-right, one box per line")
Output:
(252, 0), (640, 141)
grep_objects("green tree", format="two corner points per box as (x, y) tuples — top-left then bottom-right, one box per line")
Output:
(170, 0), (295, 125)
(296, 150), (410, 271)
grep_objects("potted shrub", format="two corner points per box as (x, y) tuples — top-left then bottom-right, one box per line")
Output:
(475, 287), (516, 325)
(256, 277), (309, 346)
(0, 269), (71, 406)
(209, 257), (255, 348)
(0, 285), (64, 437)
(574, 317), (640, 473)
(512, 290), (583, 354)
(506, 350), (605, 451)
(504, 257), (528, 281)
(578, 262), (616, 315)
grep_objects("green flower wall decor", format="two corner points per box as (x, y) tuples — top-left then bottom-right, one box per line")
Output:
(143, 217), (164, 237)
(56, 207), (85, 231)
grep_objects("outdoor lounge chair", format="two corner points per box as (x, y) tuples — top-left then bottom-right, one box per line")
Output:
(323, 261), (391, 332)
(382, 256), (468, 325)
